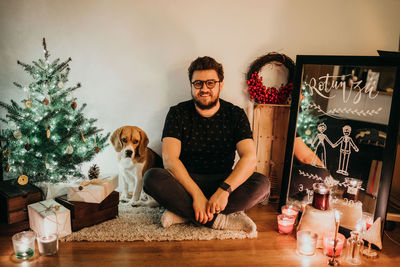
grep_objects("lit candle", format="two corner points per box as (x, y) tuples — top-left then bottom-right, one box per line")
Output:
(312, 183), (330, 210)
(297, 230), (318, 256)
(12, 231), (36, 260)
(37, 234), (58, 256)
(277, 214), (295, 234)
(323, 232), (345, 257)
(281, 205), (299, 219)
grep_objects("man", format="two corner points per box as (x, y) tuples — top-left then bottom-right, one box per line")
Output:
(143, 56), (270, 233)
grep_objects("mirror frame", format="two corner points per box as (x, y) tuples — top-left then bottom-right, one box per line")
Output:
(279, 55), (400, 237)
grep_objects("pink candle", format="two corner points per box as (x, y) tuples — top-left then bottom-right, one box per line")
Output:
(277, 214), (295, 234)
(281, 205), (299, 219)
(323, 232), (345, 257)
(363, 212), (374, 230)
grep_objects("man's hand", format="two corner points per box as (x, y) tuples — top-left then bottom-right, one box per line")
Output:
(207, 188), (229, 215)
(193, 193), (213, 224)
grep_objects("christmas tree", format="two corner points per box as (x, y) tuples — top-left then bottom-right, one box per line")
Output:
(296, 82), (322, 147)
(0, 38), (110, 184)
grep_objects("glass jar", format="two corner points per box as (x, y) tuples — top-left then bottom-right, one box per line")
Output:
(346, 231), (363, 265)
(312, 183), (330, 210)
(343, 178), (362, 202)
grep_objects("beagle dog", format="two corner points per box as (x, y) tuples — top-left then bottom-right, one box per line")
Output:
(110, 126), (162, 206)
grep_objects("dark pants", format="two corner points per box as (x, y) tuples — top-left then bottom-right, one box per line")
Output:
(143, 168), (270, 226)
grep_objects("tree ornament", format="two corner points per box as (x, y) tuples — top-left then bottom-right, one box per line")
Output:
(94, 136), (100, 153)
(45, 161), (50, 169)
(88, 164), (100, 179)
(18, 174), (29, 185)
(305, 129), (312, 136)
(66, 143), (74, 154)
(81, 130), (86, 143)
(58, 81), (64, 89)
(4, 165), (10, 172)
(71, 101), (77, 110)
(25, 99), (32, 108)
(46, 126), (51, 139)
(43, 97), (50, 106)
(25, 143), (31, 151)
(13, 130), (22, 139)
(2, 149), (10, 158)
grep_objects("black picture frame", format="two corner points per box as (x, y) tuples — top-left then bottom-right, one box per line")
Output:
(279, 55), (400, 238)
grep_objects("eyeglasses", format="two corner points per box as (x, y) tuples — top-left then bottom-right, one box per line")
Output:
(191, 80), (220, 89)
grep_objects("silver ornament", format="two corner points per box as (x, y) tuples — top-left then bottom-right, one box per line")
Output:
(13, 130), (22, 139)
(66, 144), (74, 154)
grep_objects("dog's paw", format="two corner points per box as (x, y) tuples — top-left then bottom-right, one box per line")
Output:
(120, 194), (130, 203)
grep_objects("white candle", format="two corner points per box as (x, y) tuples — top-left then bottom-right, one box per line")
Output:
(297, 230), (318, 256)
(37, 234), (58, 256)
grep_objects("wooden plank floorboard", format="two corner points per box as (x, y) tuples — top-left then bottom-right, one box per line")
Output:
(1, 204), (400, 266)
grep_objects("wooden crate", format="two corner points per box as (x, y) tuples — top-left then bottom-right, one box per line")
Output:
(0, 180), (42, 224)
(253, 104), (291, 200)
(55, 191), (119, 231)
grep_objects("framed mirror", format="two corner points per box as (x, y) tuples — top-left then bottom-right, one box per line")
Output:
(280, 56), (400, 237)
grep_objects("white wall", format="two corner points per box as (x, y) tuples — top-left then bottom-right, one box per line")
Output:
(1, 0), (399, 176)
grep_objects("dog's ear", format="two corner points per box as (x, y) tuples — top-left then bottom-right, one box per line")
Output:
(110, 127), (123, 152)
(136, 128), (149, 158)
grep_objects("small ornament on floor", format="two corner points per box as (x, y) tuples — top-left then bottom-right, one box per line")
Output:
(88, 164), (100, 179)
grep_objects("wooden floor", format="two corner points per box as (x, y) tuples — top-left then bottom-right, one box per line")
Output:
(1, 204), (400, 267)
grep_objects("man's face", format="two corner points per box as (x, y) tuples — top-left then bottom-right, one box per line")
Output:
(191, 70), (223, 110)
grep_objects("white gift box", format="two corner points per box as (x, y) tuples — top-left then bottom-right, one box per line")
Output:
(28, 199), (72, 238)
(67, 174), (118, 203)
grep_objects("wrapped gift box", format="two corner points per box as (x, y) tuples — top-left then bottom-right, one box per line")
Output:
(56, 191), (119, 231)
(67, 175), (118, 203)
(28, 199), (72, 238)
(0, 180), (42, 224)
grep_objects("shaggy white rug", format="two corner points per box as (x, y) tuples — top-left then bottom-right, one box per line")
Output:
(62, 204), (257, 242)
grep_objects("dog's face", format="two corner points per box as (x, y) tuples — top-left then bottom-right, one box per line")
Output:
(110, 126), (149, 161)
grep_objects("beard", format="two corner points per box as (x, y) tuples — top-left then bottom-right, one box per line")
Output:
(191, 91), (219, 110)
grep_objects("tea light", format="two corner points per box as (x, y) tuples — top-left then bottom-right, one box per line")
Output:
(37, 234), (58, 256)
(277, 214), (295, 234)
(297, 230), (318, 256)
(323, 232), (345, 257)
(281, 205), (299, 219)
(12, 231), (36, 260)
(312, 183), (330, 210)
(343, 178), (362, 202)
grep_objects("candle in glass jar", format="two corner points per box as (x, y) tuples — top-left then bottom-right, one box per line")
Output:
(37, 234), (58, 256)
(296, 230), (318, 256)
(281, 205), (299, 219)
(323, 232), (345, 257)
(343, 178), (362, 202)
(12, 231), (36, 260)
(312, 183), (330, 210)
(277, 214), (295, 234)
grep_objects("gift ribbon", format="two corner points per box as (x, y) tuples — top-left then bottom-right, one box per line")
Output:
(36, 202), (68, 236)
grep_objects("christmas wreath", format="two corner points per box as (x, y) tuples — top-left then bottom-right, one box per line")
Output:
(246, 52), (295, 104)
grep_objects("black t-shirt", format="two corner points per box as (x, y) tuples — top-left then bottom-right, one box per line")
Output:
(162, 99), (252, 174)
